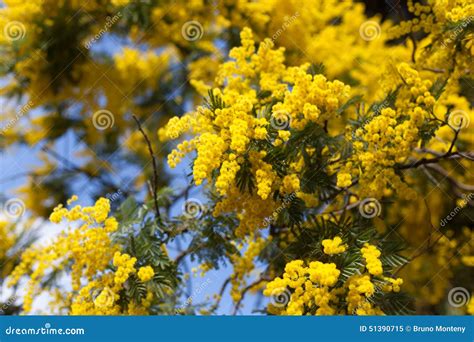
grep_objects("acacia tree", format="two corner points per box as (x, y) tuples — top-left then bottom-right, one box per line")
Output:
(0, 0), (473, 315)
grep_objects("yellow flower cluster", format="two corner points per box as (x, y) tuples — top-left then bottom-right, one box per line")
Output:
(263, 260), (341, 315)
(361, 243), (383, 276)
(137, 266), (155, 282)
(215, 154), (240, 196)
(322, 236), (347, 255)
(346, 275), (381, 315)
(193, 133), (228, 186)
(281, 174), (300, 194)
(264, 257), (403, 315)
(336, 173), (352, 188)
(338, 63), (438, 199)
(272, 68), (350, 130)
(8, 196), (156, 314)
(389, 0), (473, 46)
(307, 261), (340, 287)
(386, 0), (474, 168)
(9, 196), (120, 312)
(160, 28), (351, 236)
(382, 276), (404, 293)
(113, 252), (137, 285)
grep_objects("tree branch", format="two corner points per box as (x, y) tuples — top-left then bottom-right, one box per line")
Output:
(42, 146), (129, 196)
(393, 199), (443, 277)
(397, 127), (472, 170)
(425, 164), (474, 192)
(132, 115), (161, 220)
(232, 277), (268, 315)
(209, 277), (231, 313)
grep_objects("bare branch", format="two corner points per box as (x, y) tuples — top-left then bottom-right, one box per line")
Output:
(393, 199), (444, 277)
(425, 164), (474, 192)
(232, 277), (269, 315)
(209, 277), (231, 313)
(42, 146), (129, 196)
(132, 115), (161, 220)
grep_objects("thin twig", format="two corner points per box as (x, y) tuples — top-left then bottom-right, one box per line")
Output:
(209, 277), (231, 313)
(447, 127), (461, 155)
(409, 35), (417, 64)
(422, 67), (446, 74)
(397, 130), (471, 169)
(425, 164), (474, 192)
(42, 146), (129, 196)
(174, 240), (207, 264)
(232, 277), (268, 315)
(415, 147), (474, 161)
(132, 114), (161, 220)
(392, 199), (443, 276)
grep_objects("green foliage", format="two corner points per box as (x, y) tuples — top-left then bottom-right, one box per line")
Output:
(205, 89), (227, 112)
(113, 195), (179, 308)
